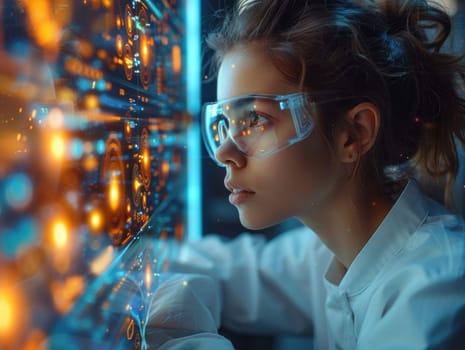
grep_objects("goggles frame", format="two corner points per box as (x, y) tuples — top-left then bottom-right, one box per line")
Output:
(201, 92), (314, 167)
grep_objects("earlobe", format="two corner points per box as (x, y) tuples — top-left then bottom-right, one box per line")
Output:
(338, 102), (381, 163)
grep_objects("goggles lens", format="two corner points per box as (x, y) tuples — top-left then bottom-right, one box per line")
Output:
(201, 92), (314, 166)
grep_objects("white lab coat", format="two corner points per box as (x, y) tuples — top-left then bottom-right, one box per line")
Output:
(149, 180), (465, 349)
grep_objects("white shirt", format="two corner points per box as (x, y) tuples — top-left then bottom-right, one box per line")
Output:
(153, 181), (465, 349)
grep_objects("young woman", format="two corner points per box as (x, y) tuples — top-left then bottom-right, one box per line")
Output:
(148, 0), (465, 349)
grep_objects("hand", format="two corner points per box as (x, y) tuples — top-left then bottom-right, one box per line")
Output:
(146, 273), (234, 350)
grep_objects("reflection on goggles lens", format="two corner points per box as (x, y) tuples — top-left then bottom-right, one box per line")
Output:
(202, 93), (313, 166)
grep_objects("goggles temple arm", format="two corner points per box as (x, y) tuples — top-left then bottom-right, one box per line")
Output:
(280, 94), (313, 137)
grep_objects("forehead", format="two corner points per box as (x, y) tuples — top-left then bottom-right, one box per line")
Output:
(217, 44), (299, 100)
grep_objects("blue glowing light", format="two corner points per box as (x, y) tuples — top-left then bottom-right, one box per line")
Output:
(95, 139), (106, 155)
(186, 0), (202, 240)
(0, 217), (37, 257)
(70, 138), (84, 159)
(4, 173), (33, 211)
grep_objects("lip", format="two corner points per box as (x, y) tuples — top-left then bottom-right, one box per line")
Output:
(225, 180), (255, 205)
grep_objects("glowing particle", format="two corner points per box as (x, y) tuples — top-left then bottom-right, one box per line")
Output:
(102, 0), (112, 9)
(83, 154), (98, 171)
(89, 209), (103, 232)
(50, 133), (66, 160)
(161, 160), (170, 177)
(52, 220), (68, 248)
(84, 94), (99, 110)
(47, 108), (64, 129)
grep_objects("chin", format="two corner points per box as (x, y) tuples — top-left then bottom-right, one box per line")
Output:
(239, 212), (283, 231)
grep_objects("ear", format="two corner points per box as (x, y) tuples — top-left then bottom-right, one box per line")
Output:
(335, 102), (381, 163)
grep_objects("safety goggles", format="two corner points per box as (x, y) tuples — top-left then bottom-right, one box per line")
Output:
(201, 92), (314, 167)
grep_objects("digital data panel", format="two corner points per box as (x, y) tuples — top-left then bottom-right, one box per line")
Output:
(0, 0), (199, 349)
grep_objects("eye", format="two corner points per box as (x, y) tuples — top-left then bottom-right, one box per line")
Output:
(247, 110), (269, 129)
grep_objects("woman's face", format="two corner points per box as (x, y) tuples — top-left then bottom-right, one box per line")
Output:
(215, 44), (343, 229)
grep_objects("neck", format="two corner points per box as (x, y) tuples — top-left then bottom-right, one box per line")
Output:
(300, 179), (394, 269)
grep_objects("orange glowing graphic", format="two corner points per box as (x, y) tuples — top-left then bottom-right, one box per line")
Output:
(141, 35), (150, 67)
(83, 154), (98, 171)
(52, 219), (69, 248)
(102, 0), (113, 9)
(127, 318), (135, 340)
(51, 276), (85, 314)
(23, 0), (61, 56)
(47, 108), (64, 129)
(84, 94), (100, 110)
(124, 51), (134, 70)
(142, 193), (147, 207)
(133, 177), (142, 192)
(142, 149), (150, 171)
(50, 132), (66, 160)
(0, 292), (14, 336)
(109, 172), (121, 211)
(125, 5), (134, 38)
(89, 209), (103, 232)
(0, 285), (26, 346)
(175, 221), (184, 240)
(116, 35), (124, 57)
(161, 160), (170, 177)
(172, 45), (181, 74)
(145, 264), (152, 291)
(0, 0), (191, 346)
(21, 329), (47, 350)
(90, 246), (115, 275)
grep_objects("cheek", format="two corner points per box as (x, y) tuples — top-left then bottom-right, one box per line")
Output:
(256, 137), (335, 203)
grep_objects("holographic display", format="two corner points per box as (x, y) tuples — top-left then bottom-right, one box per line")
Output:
(0, 0), (199, 348)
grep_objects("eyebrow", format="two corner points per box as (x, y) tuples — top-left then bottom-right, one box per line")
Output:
(224, 96), (256, 109)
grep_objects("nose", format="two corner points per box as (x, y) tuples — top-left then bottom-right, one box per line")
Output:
(215, 138), (246, 168)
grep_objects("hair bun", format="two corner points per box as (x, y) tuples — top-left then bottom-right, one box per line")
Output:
(375, 0), (451, 52)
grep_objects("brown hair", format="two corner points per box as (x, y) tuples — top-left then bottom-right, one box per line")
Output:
(206, 0), (465, 205)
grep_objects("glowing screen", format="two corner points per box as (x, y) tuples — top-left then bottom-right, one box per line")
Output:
(0, 0), (198, 348)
